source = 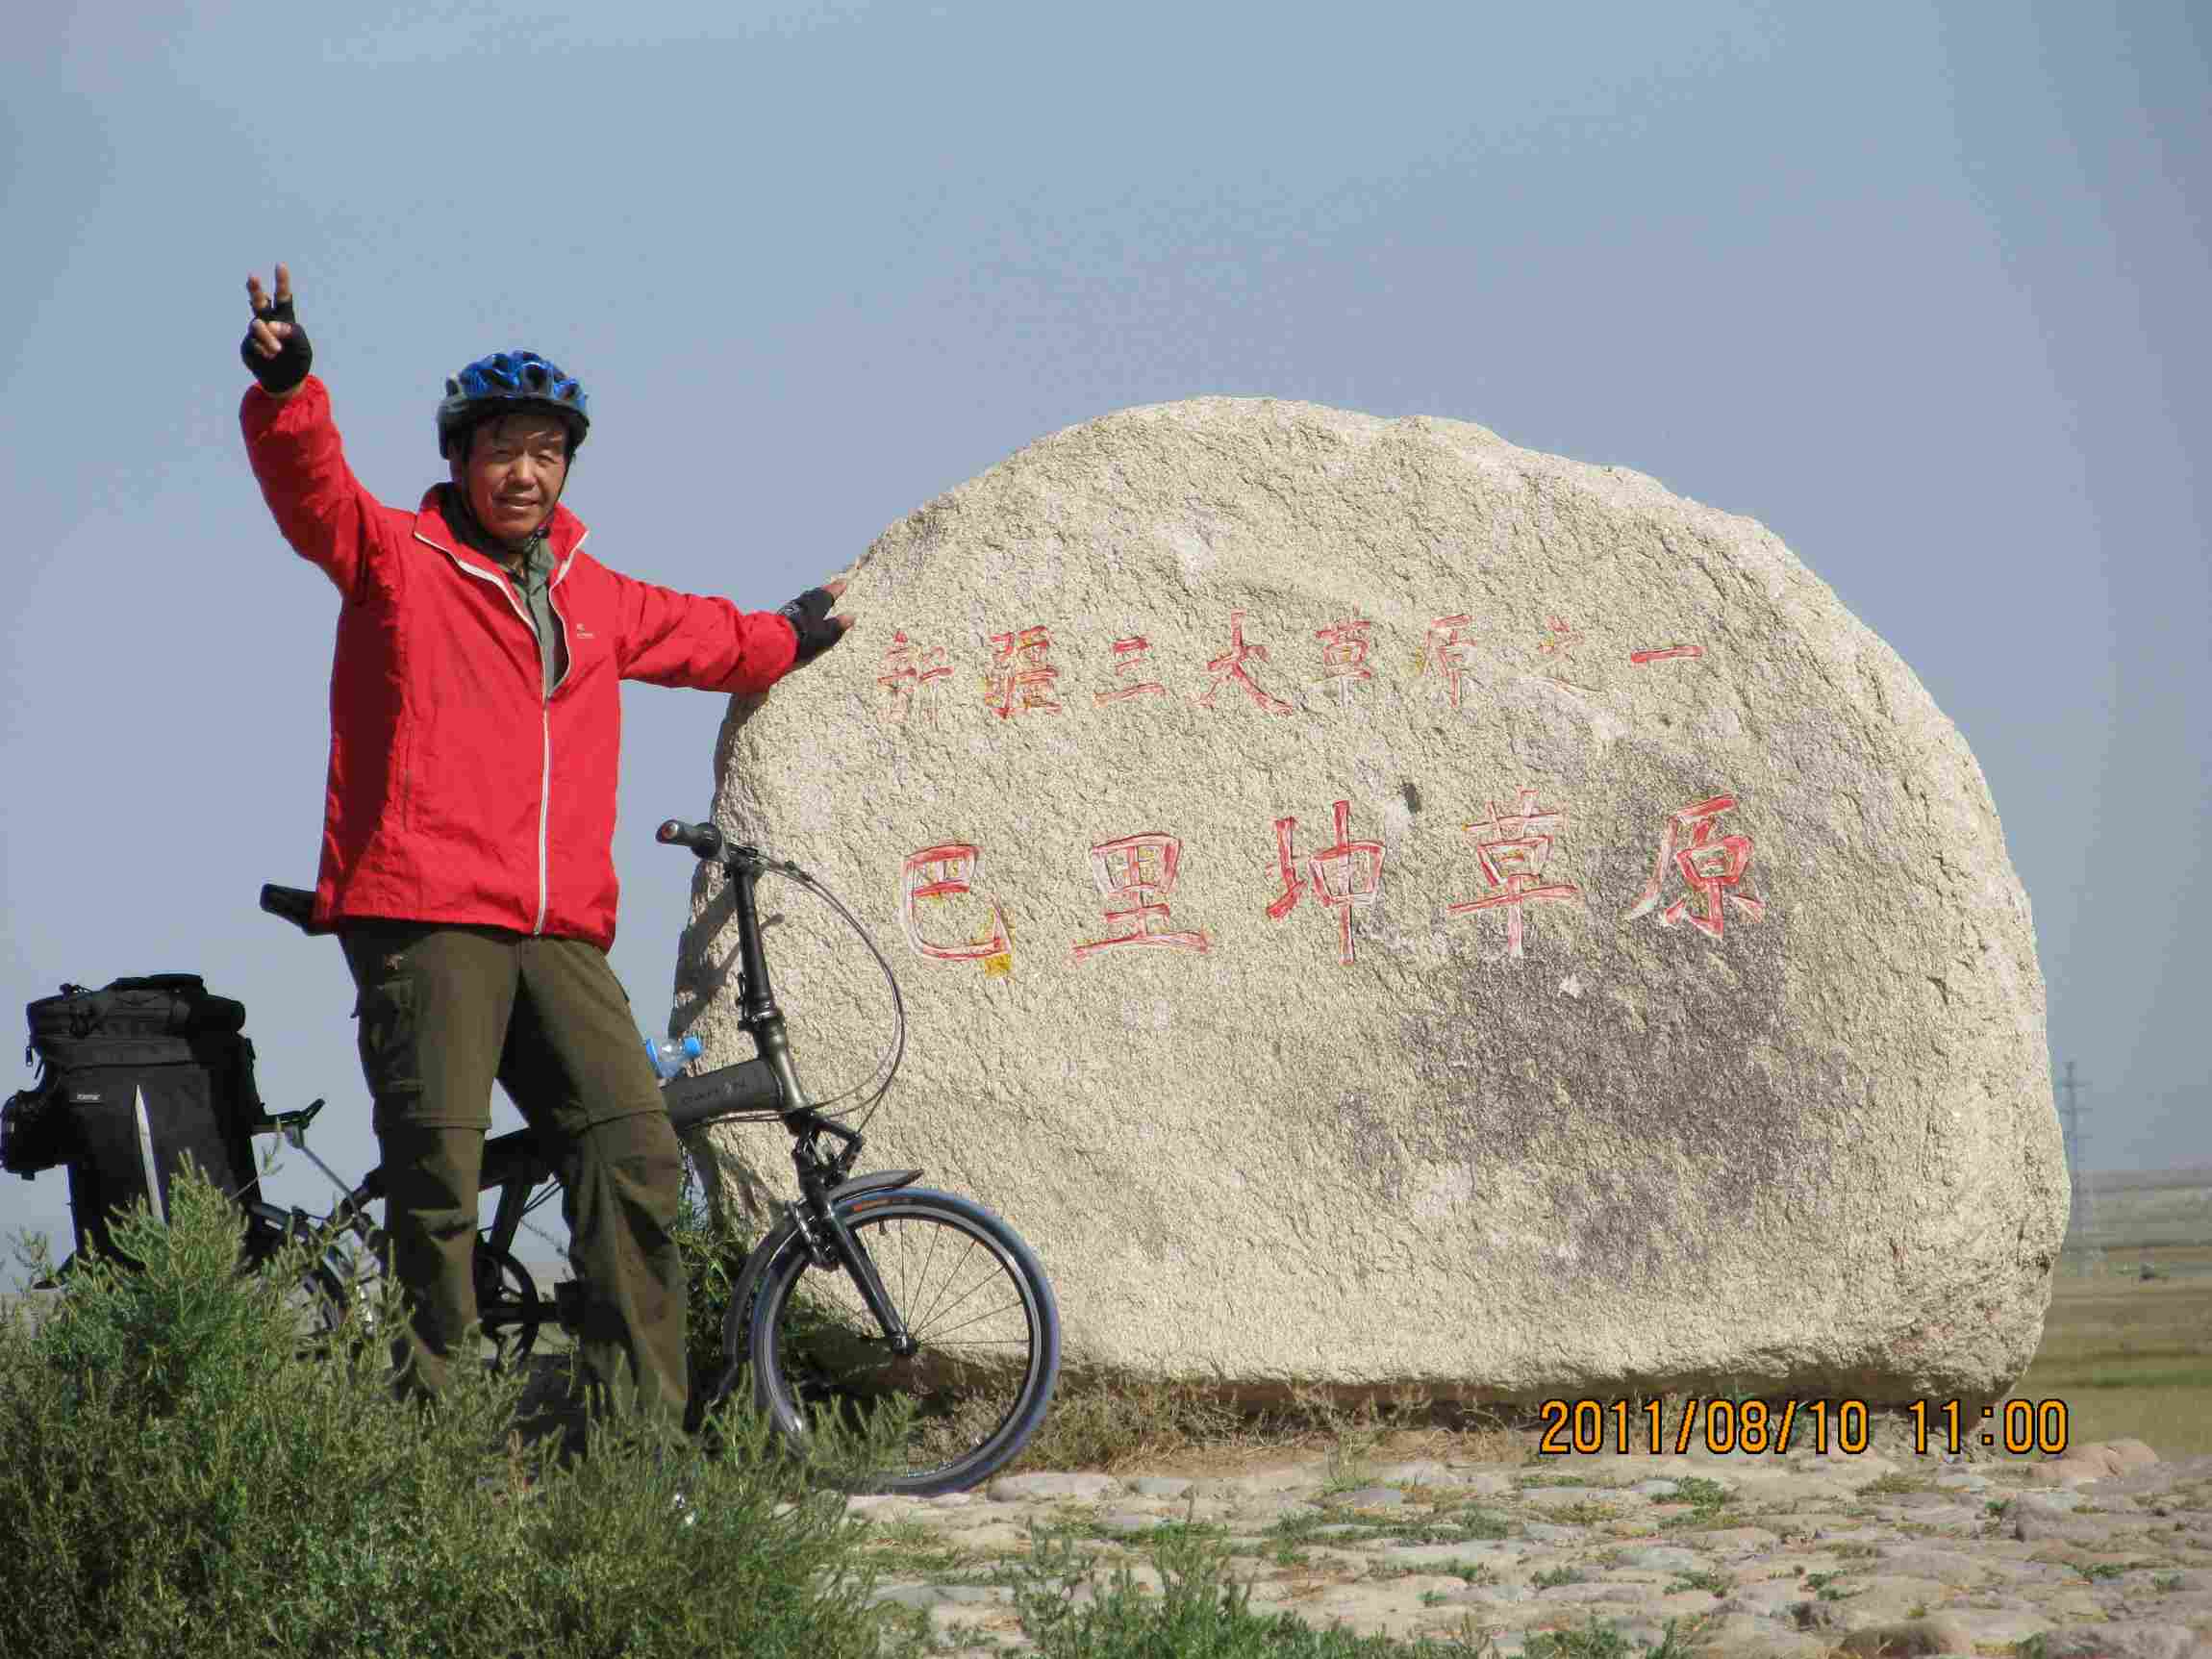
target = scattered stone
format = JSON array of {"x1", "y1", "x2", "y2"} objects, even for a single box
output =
[
  {"x1": 869, "y1": 1584, "x2": 949, "y2": 1610},
  {"x1": 1679, "y1": 1525, "x2": 1782, "y2": 1554},
  {"x1": 1523, "y1": 1522, "x2": 1588, "y2": 1544},
  {"x1": 1519, "y1": 1485, "x2": 1622, "y2": 1511},
  {"x1": 1873, "y1": 1546, "x2": 1987, "y2": 1586},
  {"x1": 2010, "y1": 1496, "x2": 2130, "y2": 1546},
  {"x1": 986, "y1": 1471, "x2": 1125, "y2": 1503},
  {"x1": 2039, "y1": 1621, "x2": 2202, "y2": 1659},
  {"x1": 1093, "y1": 1511, "x2": 1160, "y2": 1535},
  {"x1": 1542, "y1": 1581, "x2": 1660, "y2": 1605},
  {"x1": 1721, "y1": 1580, "x2": 1810, "y2": 1617},
  {"x1": 1833, "y1": 1614, "x2": 1976, "y2": 1656},
  {"x1": 1370, "y1": 1460, "x2": 1453, "y2": 1485},
  {"x1": 844, "y1": 1445, "x2": 2207, "y2": 1656},
  {"x1": 1127, "y1": 1475, "x2": 1192, "y2": 1499},
  {"x1": 1944, "y1": 1607, "x2": 2057, "y2": 1646},
  {"x1": 1614, "y1": 1545, "x2": 1705, "y2": 1571},
  {"x1": 1330, "y1": 1485, "x2": 1409, "y2": 1508}
]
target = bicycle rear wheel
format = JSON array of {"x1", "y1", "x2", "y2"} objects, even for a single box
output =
[
  {"x1": 237, "y1": 1206, "x2": 385, "y2": 1357},
  {"x1": 473, "y1": 1243, "x2": 542, "y2": 1371},
  {"x1": 746, "y1": 1188, "x2": 1059, "y2": 1496}
]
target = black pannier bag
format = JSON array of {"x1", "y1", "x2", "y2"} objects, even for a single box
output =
[{"x1": 2, "y1": 974, "x2": 266, "y2": 1262}]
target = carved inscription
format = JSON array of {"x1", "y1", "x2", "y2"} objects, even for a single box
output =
[
  {"x1": 1195, "y1": 611, "x2": 1294, "y2": 716},
  {"x1": 1445, "y1": 789, "x2": 1584, "y2": 960},
  {"x1": 1073, "y1": 833, "x2": 1211, "y2": 960},
  {"x1": 1626, "y1": 795, "x2": 1766, "y2": 939},
  {"x1": 1267, "y1": 799, "x2": 1384, "y2": 968}
]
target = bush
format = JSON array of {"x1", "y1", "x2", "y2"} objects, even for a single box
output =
[
  {"x1": 1013, "y1": 1521, "x2": 1499, "y2": 1656},
  {"x1": 0, "y1": 1164, "x2": 903, "y2": 1659},
  {"x1": 672, "y1": 1162, "x2": 754, "y2": 1418}
]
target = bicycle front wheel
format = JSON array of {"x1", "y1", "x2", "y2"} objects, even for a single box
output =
[{"x1": 747, "y1": 1187, "x2": 1059, "y2": 1496}]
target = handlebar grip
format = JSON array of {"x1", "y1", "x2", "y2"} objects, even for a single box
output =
[
  {"x1": 661, "y1": 1058, "x2": 782, "y2": 1132},
  {"x1": 657, "y1": 817, "x2": 725, "y2": 858}
]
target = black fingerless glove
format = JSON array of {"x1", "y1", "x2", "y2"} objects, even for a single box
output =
[
  {"x1": 240, "y1": 296, "x2": 314, "y2": 393},
  {"x1": 778, "y1": 587, "x2": 843, "y2": 665}
]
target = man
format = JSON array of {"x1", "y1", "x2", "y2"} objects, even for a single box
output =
[{"x1": 239, "y1": 264, "x2": 850, "y2": 1422}]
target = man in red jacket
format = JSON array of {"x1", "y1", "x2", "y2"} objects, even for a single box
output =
[{"x1": 239, "y1": 264, "x2": 850, "y2": 1421}]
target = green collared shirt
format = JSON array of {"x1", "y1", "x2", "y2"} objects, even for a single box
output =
[
  {"x1": 507, "y1": 533, "x2": 567, "y2": 698},
  {"x1": 447, "y1": 489, "x2": 567, "y2": 697}
]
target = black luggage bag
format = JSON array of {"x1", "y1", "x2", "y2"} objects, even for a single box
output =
[{"x1": 1, "y1": 974, "x2": 265, "y2": 1263}]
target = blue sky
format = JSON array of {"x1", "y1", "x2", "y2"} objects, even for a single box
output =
[{"x1": 4, "y1": 2, "x2": 2206, "y2": 1268}]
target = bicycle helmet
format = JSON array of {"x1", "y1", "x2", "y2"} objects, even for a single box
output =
[{"x1": 437, "y1": 350, "x2": 591, "y2": 459}]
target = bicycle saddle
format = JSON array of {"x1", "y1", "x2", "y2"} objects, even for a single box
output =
[{"x1": 258, "y1": 884, "x2": 330, "y2": 936}]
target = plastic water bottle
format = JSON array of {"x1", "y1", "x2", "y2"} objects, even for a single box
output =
[{"x1": 643, "y1": 1034, "x2": 703, "y2": 1080}]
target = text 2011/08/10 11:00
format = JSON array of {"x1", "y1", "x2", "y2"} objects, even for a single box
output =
[{"x1": 1537, "y1": 1397, "x2": 2072, "y2": 1458}]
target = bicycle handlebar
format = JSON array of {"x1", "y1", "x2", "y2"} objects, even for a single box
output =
[
  {"x1": 653, "y1": 808, "x2": 906, "y2": 1129},
  {"x1": 657, "y1": 817, "x2": 725, "y2": 859}
]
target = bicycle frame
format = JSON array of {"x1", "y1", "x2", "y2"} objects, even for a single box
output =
[
  {"x1": 255, "y1": 827, "x2": 928, "y2": 1366},
  {"x1": 663, "y1": 822, "x2": 921, "y2": 1362}
]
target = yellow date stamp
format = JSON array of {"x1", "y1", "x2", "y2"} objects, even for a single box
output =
[
  {"x1": 1535, "y1": 1397, "x2": 2074, "y2": 1458},
  {"x1": 1538, "y1": 1397, "x2": 1859, "y2": 1457}
]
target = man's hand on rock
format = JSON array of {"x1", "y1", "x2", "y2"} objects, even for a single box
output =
[
  {"x1": 781, "y1": 578, "x2": 856, "y2": 666},
  {"x1": 241, "y1": 264, "x2": 313, "y2": 397}
]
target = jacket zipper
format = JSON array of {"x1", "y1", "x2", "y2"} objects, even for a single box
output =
[
  {"x1": 416, "y1": 531, "x2": 575, "y2": 937},
  {"x1": 533, "y1": 557, "x2": 579, "y2": 937}
]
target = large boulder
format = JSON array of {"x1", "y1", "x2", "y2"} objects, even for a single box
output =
[{"x1": 673, "y1": 397, "x2": 2063, "y2": 1403}]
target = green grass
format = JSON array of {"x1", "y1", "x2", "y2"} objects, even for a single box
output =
[
  {"x1": 1011, "y1": 1521, "x2": 1508, "y2": 1656},
  {"x1": 1667, "y1": 1570, "x2": 1731, "y2": 1596},
  {"x1": 1857, "y1": 1471, "x2": 1938, "y2": 1496},
  {"x1": 13, "y1": 1167, "x2": 1567, "y2": 1659},
  {"x1": 2015, "y1": 1247, "x2": 2212, "y2": 1457},
  {"x1": 0, "y1": 1166, "x2": 902, "y2": 1659},
  {"x1": 1521, "y1": 1616, "x2": 1698, "y2": 1659}
]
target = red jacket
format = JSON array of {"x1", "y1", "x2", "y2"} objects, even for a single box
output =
[{"x1": 241, "y1": 376, "x2": 797, "y2": 949}]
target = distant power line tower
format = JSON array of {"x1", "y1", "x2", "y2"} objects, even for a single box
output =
[{"x1": 2057, "y1": 1060, "x2": 2101, "y2": 1272}]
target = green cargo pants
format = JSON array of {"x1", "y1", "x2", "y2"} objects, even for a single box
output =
[{"x1": 340, "y1": 922, "x2": 687, "y2": 1424}]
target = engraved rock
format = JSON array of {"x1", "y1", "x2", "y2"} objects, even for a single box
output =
[{"x1": 677, "y1": 396, "x2": 2063, "y2": 1400}]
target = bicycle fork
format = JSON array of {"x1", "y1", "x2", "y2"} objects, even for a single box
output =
[{"x1": 790, "y1": 1192, "x2": 917, "y2": 1358}]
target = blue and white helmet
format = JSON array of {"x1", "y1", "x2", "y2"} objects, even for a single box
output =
[{"x1": 437, "y1": 351, "x2": 591, "y2": 458}]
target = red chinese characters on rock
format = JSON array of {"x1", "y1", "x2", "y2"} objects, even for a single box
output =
[
  {"x1": 892, "y1": 611, "x2": 1721, "y2": 725},
  {"x1": 1094, "y1": 636, "x2": 1167, "y2": 707},
  {"x1": 878, "y1": 630, "x2": 953, "y2": 725},
  {"x1": 899, "y1": 844, "x2": 1013, "y2": 963},
  {"x1": 1267, "y1": 799, "x2": 1384, "y2": 968},
  {"x1": 1072, "y1": 833, "x2": 1211, "y2": 960},
  {"x1": 1312, "y1": 616, "x2": 1375, "y2": 707},
  {"x1": 986, "y1": 626, "x2": 1063, "y2": 720},
  {"x1": 1626, "y1": 794, "x2": 1767, "y2": 939},
  {"x1": 1445, "y1": 789, "x2": 1584, "y2": 960},
  {"x1": 1195, "y1": 611, "x2": 1294, "y2": 716},
  {"x1": 1420, "y1": 615, "x2": 1475, "y2": 709}
]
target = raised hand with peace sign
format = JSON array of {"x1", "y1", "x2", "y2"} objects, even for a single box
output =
[{"x1": 240, "y1": 264, "x2": 313, "y2": 397}]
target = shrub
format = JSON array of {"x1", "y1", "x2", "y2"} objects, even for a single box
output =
[
  {"x1": 671, "y1": 1163, "x2": 756, "y2": 1419},
  {"x1": 1013, "y1": 1521, "x2": 1499, "y2": 1656},
  {"x1": 0, "y1": 1164, "x2": 903, "y2": 1659}
]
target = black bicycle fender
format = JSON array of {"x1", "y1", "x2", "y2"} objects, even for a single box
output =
[{"x1": 828, "y1": 1168, "x2": 923, "y2": 1203}]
